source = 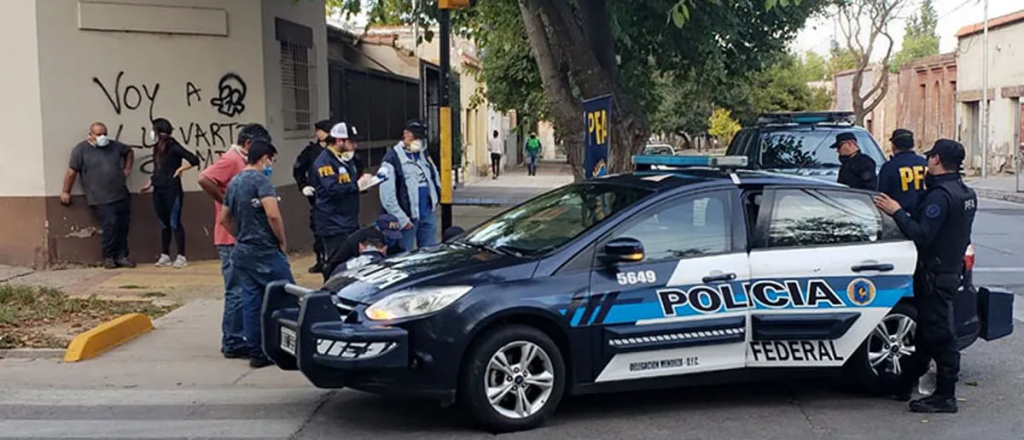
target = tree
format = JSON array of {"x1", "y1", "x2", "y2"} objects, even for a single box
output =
[
  {"x1": 802, "y1": 51, "x2": 829, "y2": 82},
  {"x1": 890, "y1": 0, "x2": 939, "y2": 72},
  {"x1": 708, "y1": 108, "x2": 741, "y2": 144},
  {"x1": 828, "y1": 40, "x2": 860, "y2": 77},
  {"x1": 837, "y1": 0, "x2": 907, "y2": 126}
]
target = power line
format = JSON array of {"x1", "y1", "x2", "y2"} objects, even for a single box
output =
[{"x1": 937, "y1": 0, "x2": 974, "y2": 21}]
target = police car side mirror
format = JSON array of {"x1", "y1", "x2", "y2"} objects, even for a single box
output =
[{"x1": 599, "y1": 238, "x2": 645, "y2": 264}]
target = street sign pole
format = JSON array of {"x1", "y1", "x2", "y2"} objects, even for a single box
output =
[{"x1": 438, "y1": 6, "x2": 453, "y2": 232}]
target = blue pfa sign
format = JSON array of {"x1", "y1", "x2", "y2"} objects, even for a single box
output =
[{"x1": 583, "y1": 95, "x2": 612, "y2": 179}]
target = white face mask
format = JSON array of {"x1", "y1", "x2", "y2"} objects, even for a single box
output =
[
  {"x1": 148, "y1": 130, "x2": 157, "y2": 143},
  {"x1": 406, "y1": 139, "x2": 423, "y2": 153},
  {"x1": 94, "y1": 135, "x2": 110, "y2": 148},
  {"x1": 340, "y1": 151, "x2": 355, "y2": 162}
]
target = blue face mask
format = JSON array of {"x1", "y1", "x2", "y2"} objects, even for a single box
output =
[{"x1": 262, "y1": 165, "x2": 273, "y2": 177}]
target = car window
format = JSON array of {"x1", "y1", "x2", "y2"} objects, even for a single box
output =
[
  {"x1": 759, "y1": 129, "x2": 885, "y2": 169},
  {"x1": 766, "y1": 189, "x2": 882, "y2": 248},
  {"x1": 459, "y1": 183, "x2": 653, "y2": 256},
  {"x1": 608, "y1": 191, "x2": 732, "y2": 262}
]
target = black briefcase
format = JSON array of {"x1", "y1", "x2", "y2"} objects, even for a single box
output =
[{"x1": 978, "y1": 286, "x2": 1014, "y2": 341}]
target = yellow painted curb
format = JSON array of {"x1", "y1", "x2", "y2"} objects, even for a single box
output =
[{"x1": 63, "y1": 313, "x2": 153, "y2": 362}]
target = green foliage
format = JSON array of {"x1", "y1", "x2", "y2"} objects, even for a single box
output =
[
  {"x1": 891, "y1": 0, "x2": 939, "y2": 73},
  {"x1": 708, "y1": 108, "x2": 742, "y2": 141},
  {"x1": 802, "y1": 51, "x2": 829, "y2": 82},
  {"x1": 828, "y1": 40, "x2": 860, "y2": 76}
]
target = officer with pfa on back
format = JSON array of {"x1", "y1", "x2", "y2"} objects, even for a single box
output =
[
  {"x1": 878, "y1": 128, "x2": 928, "y2": 213},
  {"x1": 873, "y1": 139, "x2": 977, "y2": 413}
]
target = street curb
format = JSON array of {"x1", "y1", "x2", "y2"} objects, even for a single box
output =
[
  {"x1": 0, "y1": 348, "x2": 64, "y2": 360},
  {"x1": 975, "y1": 187, "x2": 1024, "y2": 204},
  {"x1": 63, "y1": 313, "x2": 153, "y2": 362}
]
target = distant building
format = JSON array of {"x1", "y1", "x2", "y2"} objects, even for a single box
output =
[
  {"x1": 833, "y1": 66, "x2": 896, "y2": 146},
  {"x1": 955, "y1": 9, "x2": 1024, "y2": 174},
  {"x1": 895, "y1": 53, "x2": 958, "y2": 155}
]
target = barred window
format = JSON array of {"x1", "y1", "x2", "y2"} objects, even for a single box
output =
[{"x1": 277, "y1": 18, "x2": 317, "y2": 134}]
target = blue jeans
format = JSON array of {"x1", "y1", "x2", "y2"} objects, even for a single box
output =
[
  {"x1": 233, "y1": 250, "x2": 295, "y2": 359},
  {"x1": 218, "y1": 245, "x2": 245, "y2": 354},
  {"x1": 527, "y1": 153, "x2": 538, "y2": 175},
  {"x1": 400, "y1": 211, "x2": 438, "y2": 252}
]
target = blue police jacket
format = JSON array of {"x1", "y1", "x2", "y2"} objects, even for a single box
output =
[
  {"x1": 312, "y1": 149, "x2": 360, "y2": 236},
  {"x1": 878, "y1": 150, "x2": 928, "y2": 213}
]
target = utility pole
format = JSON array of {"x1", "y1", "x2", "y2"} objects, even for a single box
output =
[
  {"x1": 981, "y1": 0, "x2": 989, "y2": 178},
  {"x1": 437, "y1": 0, "x2": 473, "y2": 231}
]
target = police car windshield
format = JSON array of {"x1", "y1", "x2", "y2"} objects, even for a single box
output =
[
  {"x1": 760, "y1": 128, "x2": 884, "y2": 169},
  {"x1": 458, "y1": 183, "x2": 653, "y2": 256}
]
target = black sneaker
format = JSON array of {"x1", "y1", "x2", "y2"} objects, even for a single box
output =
[
  {"x1": 103, "y1": 258, "x2": 118, "y2": 269},
  {"x1": 115, "y1": 256, "x2": 137, "y2": 268},
  {"x1": 909, "y1": 394, "x2": 958, "y2": 413},
  {"x1": 223, "y1": 349, "x2": 248, "y2": 359},
  {"x1": 249, "y1": 356, "x2": 274, "y2": 369},
  {"x1": 308, "y1": 262, "x2": 323, "y2": 274}
]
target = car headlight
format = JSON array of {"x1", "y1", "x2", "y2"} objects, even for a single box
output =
[{"x1": 365, "y1": 286, "x2": 473, "y2": 321}]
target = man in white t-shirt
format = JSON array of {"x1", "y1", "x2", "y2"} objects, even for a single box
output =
[{"x1": 487, "y1": 130, "x2": 504, "y2": 179}]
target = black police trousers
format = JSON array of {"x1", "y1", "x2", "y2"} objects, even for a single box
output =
[
  {"x1": 306, "y1": 196, "x2": 325, "y2": 266},
  {"x1": 902, "y1": 268, "x2": 961, "y2": 396}
]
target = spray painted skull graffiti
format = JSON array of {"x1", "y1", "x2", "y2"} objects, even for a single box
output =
[{"x1": 210, "y1": 73, "x2": 247, "y2": 117}]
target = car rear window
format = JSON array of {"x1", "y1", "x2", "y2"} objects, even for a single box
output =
[{"x1": 757, "y1": 129, "x2": 885, "y2": 169}]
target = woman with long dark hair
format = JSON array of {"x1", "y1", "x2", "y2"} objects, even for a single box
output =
[{"x1": 141, "y1": 118, "x2": 200, "y2": 268}]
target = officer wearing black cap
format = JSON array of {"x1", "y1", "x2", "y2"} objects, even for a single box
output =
[
  {"x1": 293, "y1": 119, "x2": 333, "y2": 273},
  {"x1": 831, "y1": 132, "x2": 877, "y2": 190},
  {"x1": 873, "y1": 139, "x2": 977, "y2": 414},
  {"x1": 878, "y1": 129, "x2": 928, "y2": 213}
]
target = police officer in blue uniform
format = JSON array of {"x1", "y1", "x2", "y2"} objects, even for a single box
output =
[
  {"x1": 831, "y1": 132, "x2": 877, "y2": 190},
  {"x1": 874, "y1": 139, "x2": 978, "y2": 414},
  {"x1": 878, "y1": 129, "x2": 928, "y2": 212},
  {"x1": 313, "y1": 122, "x2": 364, "y2": 281}
]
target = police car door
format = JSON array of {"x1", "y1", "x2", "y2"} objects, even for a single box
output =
[
  {"x1": 746, "y1": 187, "x2": 916, "y2": 368},
  {"x1": 588, "y1": 188, "x2": 751, "y2": 383}
]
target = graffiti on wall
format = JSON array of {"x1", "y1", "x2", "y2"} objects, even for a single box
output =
[{"x1": 92, "y1": 71, "x2": 250, "y2": 176}]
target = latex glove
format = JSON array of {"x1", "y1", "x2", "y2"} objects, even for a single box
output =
[
  {"x1": 375, "y1": 167, "x2": 391, "y2": 181},
  {"x1": 302, "y1": 186, "x2": 315, "y2": 197}
]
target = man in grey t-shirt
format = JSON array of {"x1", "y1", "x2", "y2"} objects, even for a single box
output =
[{"x1": 60, "y1": 122, "x2": 136, "y2": 269}]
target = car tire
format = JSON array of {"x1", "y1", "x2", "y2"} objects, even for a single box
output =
[
  {"x1": 458, "y1": 325, "x2": 566, "y2": 433},
  {"x1": 844, "y1": 301, "x2": 919, "y2": 395}
]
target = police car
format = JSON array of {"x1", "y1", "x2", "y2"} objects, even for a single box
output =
[{"x1": 261, "y1": 155, "x2": 1013, "y2": 433}]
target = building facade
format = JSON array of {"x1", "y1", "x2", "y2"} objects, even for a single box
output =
[
  {"x1": 955, "y1": 10, "x2": 1024, "y2": 174},
  {"x1": 896, "y1": 53, "x2": 958, "y2": 155},
  {"x1": 0, "y1": 0, "x2": 329, "y2": 268}
]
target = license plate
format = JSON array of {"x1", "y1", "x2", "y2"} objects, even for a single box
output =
[{"x1": 280, "y1": 327, "x2": 297, "y2": 355}]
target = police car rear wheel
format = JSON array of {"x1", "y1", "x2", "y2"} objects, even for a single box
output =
[
  {"x1": 459, "y1": 325, "x2": 566, "y2": 433},
  {"x1": 845, "y1": 302, "x2": 919, "y2": 395}
]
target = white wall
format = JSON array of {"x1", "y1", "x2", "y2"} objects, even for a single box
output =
[
  {"x1": 36, "y1": 0, "x2": 268, "y2": 196},
  {"x1": 0, "y1": 0, "x2": 46, "y2": 196}
]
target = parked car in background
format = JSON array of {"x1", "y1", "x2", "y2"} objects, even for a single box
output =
[{"x1": 643, "y1": 144, "x2": 676, "y2": 156}]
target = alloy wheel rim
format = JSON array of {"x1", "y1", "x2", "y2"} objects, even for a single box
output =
[
  {"x1": 867, "y1": 313, "x2": 917, "y2": 377},
  {"x1": 484, "y1": 341, "x2": 555, "y2": 419}
]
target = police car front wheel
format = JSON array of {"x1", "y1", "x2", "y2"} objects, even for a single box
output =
[{"x1": 459, "y1": 325, "x2": 566, "y2": 433}]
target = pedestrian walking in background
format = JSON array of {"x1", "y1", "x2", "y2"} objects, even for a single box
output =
[
  {"x1": 294, "y1": 119, "x2": 332, "y2": 274},
  {"x1": 874, "y1": 139, "x2": 977, "y2": 413},
  {"x1": 140, "y1": 118, "x2": 199, "y2": 269},
  {"x1": 524, "y1": 132, "x2": 542, "y2": 176},
  {"x1": 379, "y1": 119, "x2": 441, "y2": 252},
  {"x1": 198, "y1": 123, "x2": 272, "y2": 360},
  {"x1": 488, "y1": 130, "x2": 504, "y2": 179},
  {"x1": 219, "y1": 140, "x2": 294, "y2": 369},
  {"x1": 325, "y1": 214, "x2": 405, "y2": 280},
  {"x1": 830, "y1": 132, "x2": 877, "y2": 190},
  {"x1": 314, "y1": 122, "x2": 364, "y2": 280},
  {"x1": 878, "y1": 128, "x2": 928, "y2": 213},
  {"x1": 60, "y1": 122, "x2": 136, "y2": 269}
]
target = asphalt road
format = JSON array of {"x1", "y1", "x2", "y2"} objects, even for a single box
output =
[{"x1": 3, "y1": 198, "x2": 1023, "y2": 440}]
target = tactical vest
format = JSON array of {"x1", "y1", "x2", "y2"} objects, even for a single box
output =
[{"x1": 920, "y1": 176, "x2": 977, "y2": 273}]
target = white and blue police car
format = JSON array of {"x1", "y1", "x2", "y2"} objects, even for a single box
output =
[{"x1": 262, "y1": 155, "x2": 1014, "y2": 433}]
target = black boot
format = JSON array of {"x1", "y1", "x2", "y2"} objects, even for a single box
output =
[
  {"x1": 308, "y1": 261, "x2": 323, "y2": 273},
  {"x1": 890, "y1": 376, "x2": 918, "y2": 402},
  {"x1": 909, "y1": 394, "x2": 958, "y2": 413}
]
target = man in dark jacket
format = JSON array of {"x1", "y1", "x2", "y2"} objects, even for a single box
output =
[
  {"x1": 878, "y1": 128, "x2": 928, "y2": 213},
  {"x1": 831, "y1": 132, "x2": 878, "y2": 190},
  {"x1": 294, "y1": 119, "x2": 333, "y2": 273},
  {"x1": 327, "y1": 214, "x2": 405, "y2": 280},
  {"x1": 314, "y1": 122, "x2": 365, "y2": 280}
]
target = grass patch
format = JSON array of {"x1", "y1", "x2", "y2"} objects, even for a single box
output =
[{"x1": 0, "y1": 285, "x2": 179, "y2": 349}]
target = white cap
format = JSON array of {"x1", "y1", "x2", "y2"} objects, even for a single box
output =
[{"x1": 330, "y1": 122, "x2": 361, "y2": 140}]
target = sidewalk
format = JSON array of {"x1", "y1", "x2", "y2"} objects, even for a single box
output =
[
  {"x1": 966, "y1": 175, "x2": 1024, "y2": 204},
  {"x1": 454, "y1": 160, "x2": 575, "y2": 206}
]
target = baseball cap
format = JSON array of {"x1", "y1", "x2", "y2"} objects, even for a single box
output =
[
  {"x1": 923, "y1": 139, "x2": 966, "y2": 168},
  {"x1": 374, "y1": 214, "x2": 403, "y2": 240},
  {"x1": 829, "y1": 132, "x2": 858, "y2": 149},
  {"x1": 405, "y1": 119, "x2": 427, "y2": 139},
  {"x1": 314, "y1": 119, "x2": 333, "y2": 133},
  {"x1": 890, "y1": 129, "x2": 914, "y2": 149},
  {"x1": 330, "y1": 122, "x2": 365, "y2": 141}
]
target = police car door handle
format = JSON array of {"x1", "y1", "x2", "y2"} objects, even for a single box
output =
[
  {"x1": 851, "y1": 263, "x2": 894, "y2": 273},
  {"x1": 702, "y1": 272, "x2": 737, "y2": 283}
]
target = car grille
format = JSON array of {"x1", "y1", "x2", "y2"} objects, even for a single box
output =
[{"x1": 331, "y1": 296, "x2": 360, "y2": 322}]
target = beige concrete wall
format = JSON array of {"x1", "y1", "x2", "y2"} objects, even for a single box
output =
[
  {"x1": 957, "y1": 24, "x2": 1024, "y2": 173},
  {"x1": 0, "y1": 0, "x2": 46, "y2": 197},
  {"x1": 36, "y1": 0, "x2": 267, "y2": 196}
]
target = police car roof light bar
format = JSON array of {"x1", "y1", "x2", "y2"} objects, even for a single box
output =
[
  {"x1": 757, "y1": 111, "x2": 855, "y2": 126},
  {"x1": 632, "y1": 155, "x2": 749, "y2": 169}
]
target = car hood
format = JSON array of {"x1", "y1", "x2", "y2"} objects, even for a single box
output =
[{"x1": 324, "y1": 242, "x2": 535, "y2": 305}]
